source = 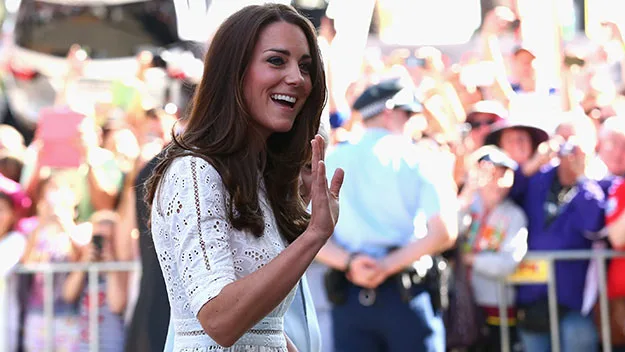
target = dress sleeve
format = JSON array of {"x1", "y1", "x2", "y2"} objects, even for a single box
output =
[{"x1": 156, "y1": 156, "x2": 236, "y2": 317}]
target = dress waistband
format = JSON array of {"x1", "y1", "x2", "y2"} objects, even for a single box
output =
[
  {"x1": 250, "y1": 316, "x2": 283, "y2": 331},
  {"x1": 175, "y1": 316, "x2": 284, "y2": 335},
  {"x1": 174, "y1": 316, "x2": 286, "y2": 349}
]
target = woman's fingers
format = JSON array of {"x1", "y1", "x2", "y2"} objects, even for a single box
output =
[
  {"x1": 329, "y1": 168, "x2": 344, "y2": 199},
  {"x1": 316, "y1": 160, "x2": 327, "y2": 198},
  {"x1": 311, "y1": 139, "x2": 319, "y2": 176},
  {"x1": 317, "y1": 134, "x2": 326, "y2": 161}
]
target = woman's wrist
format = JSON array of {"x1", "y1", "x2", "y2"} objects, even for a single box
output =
[{"x1": 299, "y1": 228, "x2": 328, "y2": 250}]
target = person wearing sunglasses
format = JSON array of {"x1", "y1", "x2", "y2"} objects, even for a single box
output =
[{"x1": 465, "y1": 100, "x2": 507, "y2": 152}]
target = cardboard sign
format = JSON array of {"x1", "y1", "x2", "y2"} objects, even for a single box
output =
[
  {"x1": 37, "y1": 106, "x2": 86, "y2": 168},
  {"x1": 507, "y1": 259, "x2": 549, "y2": 284}
]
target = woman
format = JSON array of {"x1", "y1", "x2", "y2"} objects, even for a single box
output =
[
  {"x1": 145, "y1": 4, "x2": 344, "y2": 351},
  {"x1": 63, "y1": 211, "x2": 128, "y2": 352},
  {"x1": 22, "y1": 175, "x2": 82, "y2": 352},
  {"x1": 483, "y1": 118, "x2": 549, "y2": 165}
]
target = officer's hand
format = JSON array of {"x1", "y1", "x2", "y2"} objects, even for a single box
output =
[
  {"x1": 307, "y1": 135, "x2": 344, "y2": 240},
  {"x1": 347, "y1": 255, "x2": 385, "y2": 289}
]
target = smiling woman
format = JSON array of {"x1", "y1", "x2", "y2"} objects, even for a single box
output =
[
  {"x1": 243, "y1": 21, "x2": 314, "y2": 139},
  {"x1": 144, "y1": 3, "x2": 344, "y2": 352}
]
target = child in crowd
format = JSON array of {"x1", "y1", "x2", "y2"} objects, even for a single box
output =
[
  {"x1": 459, "y1": 146, "x2": 528, "y2": 352},
  {"x1": 22, "y1": 175, "x2": 82, "y2": 352}
]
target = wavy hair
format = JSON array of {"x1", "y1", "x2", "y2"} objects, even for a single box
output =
[{"x1": 145, "y1": 4, "x2": 326, "y2": 243}]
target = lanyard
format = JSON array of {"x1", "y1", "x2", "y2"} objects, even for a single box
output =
[{"x1": 544, "y1": 176, "x2": 576, "y2": 228}]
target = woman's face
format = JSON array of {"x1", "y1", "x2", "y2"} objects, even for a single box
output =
[
  {"x1": 39, "y1": 180, "x2": 77, "y2": 220},
  {"x1": 499, "y1": 128, "x2": 533, "y2": 164},
  {"x1": 243, "y1": 21, "x2": 313, "y2": 139},
  {"x1": 468, "y1": 113, "x2": 497, "y2": 148}
]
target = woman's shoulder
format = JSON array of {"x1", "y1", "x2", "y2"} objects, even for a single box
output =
[
  {"x1": 166, "y1": 154, "x2": 224, "y2": 183},
  {"x1": 153, "y1": 155, "x2": 228, "y2": 219},
  {"x1": 156, "y1": 155, "x2": 228, "y2": 206}
]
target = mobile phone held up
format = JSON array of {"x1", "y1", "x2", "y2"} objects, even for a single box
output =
[
  {"x1": 559, "y1": 141, "x2": 576, "y2": 157},
  {"x1": 92, "y1": 234, "x2": 104, "y2": 256}
]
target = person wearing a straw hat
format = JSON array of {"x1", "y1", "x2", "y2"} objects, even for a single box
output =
[
  {"x1": 484, "y1": 119, "x2": 549, "y2": 165},
  {"x1": 316, "y1": 77, "x2": 458, "y2": 351}
]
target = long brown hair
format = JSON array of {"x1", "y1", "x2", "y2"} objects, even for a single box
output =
[{"x1": 145, "y1": 4, "x2": 326, "y2": 243}]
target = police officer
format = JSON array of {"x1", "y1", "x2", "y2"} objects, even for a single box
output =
[{"x1": 316, "y1": 77, "x2": 458, "y2": 352}]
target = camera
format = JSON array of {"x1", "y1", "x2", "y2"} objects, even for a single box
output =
[
  {"x1": 559, "y1": 141, "x2": 576, "y2": 156},
  {"x1": 92, "y1": 234, "x2": 104, "y2": 255}
]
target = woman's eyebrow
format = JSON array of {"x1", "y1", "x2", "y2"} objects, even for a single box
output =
[{"x1": 264, "y1": 48, "x2": 311, "y2": 60}]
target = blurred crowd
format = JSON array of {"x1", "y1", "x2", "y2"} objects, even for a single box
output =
[
  {"x1": 3, "y1": 2, "x2": 625, "y2": 352},
  {"x1": 0, "y1": 42, "x2": 180, "y2": 351}
]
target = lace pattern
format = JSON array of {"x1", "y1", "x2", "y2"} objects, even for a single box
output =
[{"x1": 152, "y1": 156, "x2": 295, "y2": 351}]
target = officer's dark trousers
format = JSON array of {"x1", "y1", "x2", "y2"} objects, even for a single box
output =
[{"x1": 332, "y1": 278, "x2": 445, "y2": 352}]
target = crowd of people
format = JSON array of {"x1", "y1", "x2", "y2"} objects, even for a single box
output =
[{"x1": 2, "y1": 1, "x2": 625, "y2": 352}]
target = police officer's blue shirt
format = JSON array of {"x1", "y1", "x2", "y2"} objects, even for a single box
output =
[{"x1": 324, "y1": 128, "x2": 455, "y2": 258}]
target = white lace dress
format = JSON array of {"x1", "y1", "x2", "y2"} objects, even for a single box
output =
[{"x1": 151, "y1": 155, "x2": 296, "y2": 351}]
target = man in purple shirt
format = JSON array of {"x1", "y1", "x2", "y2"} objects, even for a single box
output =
[{"x1": 510, "y1": 114, "x2": 604, "y2": 352}]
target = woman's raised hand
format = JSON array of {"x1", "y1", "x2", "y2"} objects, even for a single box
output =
[{"x1": 308, "y1": 135, "x2": 344, "y2": 240}]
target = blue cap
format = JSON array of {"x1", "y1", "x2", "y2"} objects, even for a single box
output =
[{"x1": 352, "y1": 78, "x2": 422, "y2": 120}]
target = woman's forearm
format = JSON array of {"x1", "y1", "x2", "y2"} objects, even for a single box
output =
[
  {"x1": 315, "y1": 239, "x2": 350, "y2": 271},
  {"x1": 106, "y1": 271, "x2": 128, "y2": 314},
  {"x1": 62, "y1": 271, "x2": 86, "y2": 304},
  {"x1": 197, "y1": 230, "x2": 326, "y2": 347}
]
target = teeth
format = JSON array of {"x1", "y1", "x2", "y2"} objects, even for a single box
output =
[{"x1": 271, "y1": 94, "x2": 296, "y2": 104}]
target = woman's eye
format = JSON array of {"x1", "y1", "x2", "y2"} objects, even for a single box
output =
[
  {"x1": 299, "y1": 62, "x2": 311, "y2": 73},
  {"x1": 267, "y1": 57, "x2": 285, "y2": 66}
]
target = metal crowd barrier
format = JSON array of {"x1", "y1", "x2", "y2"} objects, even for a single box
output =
[
  {"x1": 4, "y1": 251, "x2": 625, "y2": 352},
  {"x1": 497, "y1": 250, "x2": 625, "y2": 352},
  {"x1": 1, "y1": 261, "x2": 141, "y2": 352}
]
